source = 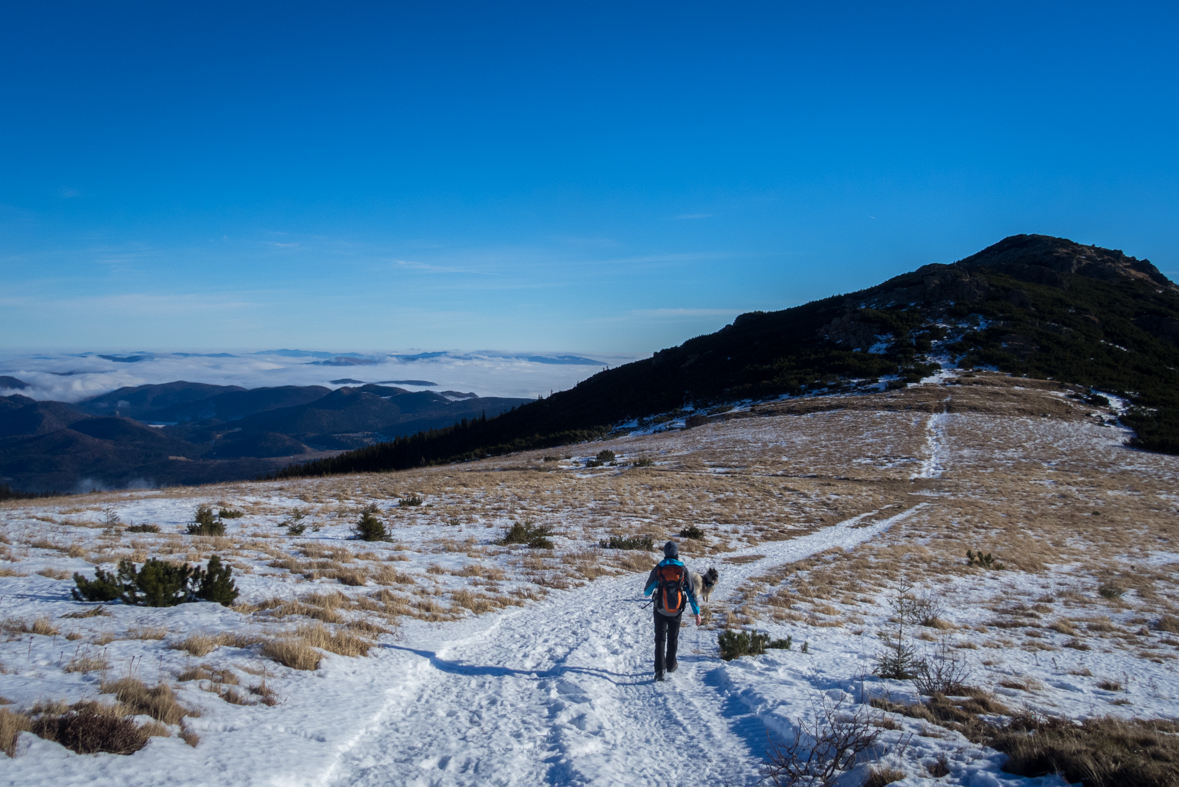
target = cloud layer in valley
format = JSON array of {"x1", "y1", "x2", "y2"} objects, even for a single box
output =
[{"x1": 0, "y1": 349, "x2": 638, "y2": 403}]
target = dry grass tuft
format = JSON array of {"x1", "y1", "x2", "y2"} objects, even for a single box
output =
[
  {"x1": 1, "y1": 616, "x2": 60, "y2": 636},
  {"x1": 63, "y1": 651, "x2": 111, "y2": 674},
  {"x1": 260, "y1": 638, "x2": 321, "y2": 671},
  {"x1": 62, "y1": 605, "x2": 111, "y2": 619},
  {"x1": 125, "y1": 625, "x2": 168, "y2": 640},
  {"x1": 36, "y1": 568, "x2": 72, "y2": 580},
  {"x1": 0, "y1": 707, "x2": 32, "y2": 757},
  {"x1": 99, "y1": 677, "x2": 191, "y2": 725},
  {"x1": 293, "y1": 623, "x2": 373, "y2": 657},
  {"x1": 169, "y1": 631, "x2": 263, "y2": 657}
]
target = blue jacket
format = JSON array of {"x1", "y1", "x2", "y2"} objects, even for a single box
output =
[{"x1": 644, "y1": 558, "x2": 700, "y2": 615}]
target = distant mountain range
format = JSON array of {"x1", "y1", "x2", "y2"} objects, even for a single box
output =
[
  {"x1": 275, "y1": 234, "x2": 1179, "y2": 480},
  {"x1": 0, "y1": 382, "x2": 531, "y2": 493}
]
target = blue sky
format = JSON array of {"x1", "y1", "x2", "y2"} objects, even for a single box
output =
[{"x1": 2, "y1": 1, "x2": 1177, "y2": 355}]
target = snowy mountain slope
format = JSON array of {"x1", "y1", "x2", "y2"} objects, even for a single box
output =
[{"x1": 1, "y1": 372, "x2": 1177, "y2": 786}]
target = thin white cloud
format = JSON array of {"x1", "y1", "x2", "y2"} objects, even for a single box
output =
[{"x1": 630, "y1": 308, "x2": 738, "y2": 318}]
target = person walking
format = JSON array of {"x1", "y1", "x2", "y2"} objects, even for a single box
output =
[{"x1": 643, "y1": 540, "x2": 701, "y2": 681}]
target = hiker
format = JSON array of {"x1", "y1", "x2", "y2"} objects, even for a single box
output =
[{"x1": 643, "y1": 540, "x2": 701, "y2": 681}]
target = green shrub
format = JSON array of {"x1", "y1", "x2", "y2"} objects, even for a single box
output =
[
  {"x1": 186, "y1": 505, "x2": 225, "y2": 536},
  {"x1": 353, "y1": 505, "x2": 390, "y2": 541},
  {"x1": 120, "y1": 559, "x2": 195, "y2": 607},
  {"x1": 717, "y1": 629, "x2": 790, "y2": 661},
  {"x1": 596, "y1": 450, "x2": 616, "y2": 464},
  {"x1": 399, "y1": 495, "x2": 424, "y2": 507},
  {"x1": 218, "y1": 508, "x2": 244, "y2": 519},
  {"x1": 630, "y1": 457, "x2": 655, "y2": 468},
  {"x1": 72, "y1": 567, "x2": 123, "y2": 602},
  {"x1": 124, "y1": 524, "x2": 161, "y2": 533},
  {"x1": 193, "y1": 555, "x2": 238, "y2": 606},
  {"x1": 679, "y1": 525, "x2": 705, "y2": 540},
  {"x1": 72, "y1": 555, "x2": 236, "y2": 607},
  {"x1": 965, "y1": 548, "x2": 1004, "y2": 570},
  {"x1": 1098, "y1": 583, "x2": 1126, "y2": 600},
  {"x1": 768, "y1": 635, "x2": 793, "y2": 650},
  {"x1": 498, "y1": 521, "x2": 554, "y2": 549},
  {"x1": 685, "y1": 414, "x2": 709, "y2": 428},
  {"x1": 599, "y1": 534, "x2": 654, "y2": 551}
]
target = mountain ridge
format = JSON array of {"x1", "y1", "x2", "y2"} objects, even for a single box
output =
[{"x1": 273, "y1": 234, "x2": 1179, "y2": 480}]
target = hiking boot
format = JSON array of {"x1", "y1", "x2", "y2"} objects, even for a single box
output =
[
  {"x1": 667, "y1": 661, "x2": 678, "y2": 674},
  {"x1": 655, "y1": 672, "x2": 665, "y2": 682}
]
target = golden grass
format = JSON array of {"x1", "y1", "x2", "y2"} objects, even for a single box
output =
[
  {"x1": 293, "y1": 623, "x2": 373, "y2": 657},
  {"x1": 99, "y1": 677, "x2": 191, "y2": 725},
  {"x1": 1, "y1": 616, "x2": 60, "y2": 636},
  {"x1": 35, "y1": 568, "x2": 72, "y2": 580},
  {"x1": 0, "y1": 707, "x2": 32, "y2": 757},
  {"x1": 63, "y1": 651, "x2": 111, "y2": 674},
  {"x1": 260, "y1": 639, "x2": 321, "y2": 671},
  {"x1": 169, "y1": 631, "x2": 263, "y2": 657},
  {"x1": 125, "y1": 625, "x2": 168, "y2": 640}
]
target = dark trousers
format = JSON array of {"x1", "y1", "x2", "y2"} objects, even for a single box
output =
[{"x1": 653, "y1": 609, "x2": 683, "y2": 675}]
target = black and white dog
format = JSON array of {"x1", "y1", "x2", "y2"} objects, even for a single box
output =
[{"x1": 689, "y1": 567, "x2": 719, "y2": 604}]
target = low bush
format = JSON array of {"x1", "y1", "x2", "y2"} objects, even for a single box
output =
[
  {"x1": 121, "y1": 559, "x2": 195, "y2": 606},
  {"x1": 187, "y1": 505, "x2": 225, "y2": 536},
  {"x1": 124, "y1": 523, "x2": 161, "y2": 533},
  {"x1": 718, "y1": 629, "x2": 793, "y2": 661},
  {"x1": 72, "y1": 567, "x2": 123, "y2": 602},
  {"x1": 498, "y1": 522, "x2": 553, "y2": 549},
  {"x1": 31, "y1": 704, "x2": 148, "y2": 756},
  {"x1": 218, "y1": 508, "x2": 244, "y2": 519},
  {"x1": 966, "y1": 548, "x2": 1004, "y2": 570},
  {"x1": 762, "y1": 695, "x2": 883, "y2": 787},
  {"x1": 679, "y1": 525, "x2": 705, "y2": 540},
  {"x1": 685, "y1": 414, "x2": 709, "y2": 428},
  {"x1": 599, "y1": 534, "x2": 654, "y2": 551},
  {"x1": 72, "y1": 555, "x2": 238, "y2": 607},
  {"x1": 630, "y1": 457, "x2": 655, "y2": 467},
  {"x1": 399, "y1": 495, "x2": 424, "y2": 507},
  {"x1": 193, "y1": 555, "x2": 239, "y2": 606},
  {"x1": 353, "y1": 505, "x2": 390, "y2": 541},
  {"x1": 1097, "y1": 583, "x2": 1126, "y2": 600}
]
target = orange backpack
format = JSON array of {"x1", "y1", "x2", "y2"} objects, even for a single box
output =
[{"x1": 655, "y1": 563, "x2": 687, "y2": 616}]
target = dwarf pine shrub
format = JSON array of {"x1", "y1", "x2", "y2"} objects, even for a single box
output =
[
  {"x1": 599, "y1": 534, "x2": 653, "y2": 551},
  {"x1": 121, "y1": 559, "x2": 194, "y2": 607},
  {"x1": 218, "y1": 508, "x2": 244, "y2": 519},
  {"x1": 630, "y1": 457, "x2": 655, "y2": 468},
  {"x1": 965, "y1": 548, "x2": 1004, "y2": 570},
  {"x1": 718, "y1": 629, "x2": 792, "y2": 660},
  {"x1": 72, "y1": 556, "x2": 238, "y2": 607},
  {"x1": 679, "y1": 525, "x2": 705, "y2": 540},
  {"x1": 193, "y1": 555, "x2": 238, "y2": 606},
  {"x1": 353, "y1": 505, "x2": 391, "y2": 541},
  {"x1": 186, "y1": 505, "x2": 225, "y2": 536},
  {"x1": 399, "y1": 495, "x2": 424, "y2": 507},
  {"x1": 72, "y1": 567, "x2": 123, "y2": 602},
  {"x1": 498, "y1": 521, "x2": 553, "y2": 549},
  {"x1": 124, "y1": 523, "x2": 161, "y2": 533}
]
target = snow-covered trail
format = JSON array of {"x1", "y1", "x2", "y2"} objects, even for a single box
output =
[
  {"x1": 322, "y1": 506, "x2": 925, "y2": 787},
  {"x1": 912, "y1": 399, "x2": 950, "y2": 480}
]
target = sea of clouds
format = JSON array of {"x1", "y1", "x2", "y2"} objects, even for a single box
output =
[{"x1": 0, "y1": 349, "x2": 641, "y2": 403}]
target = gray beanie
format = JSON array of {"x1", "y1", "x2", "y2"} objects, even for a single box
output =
[{"x1": 663, "y1": 540, "x2": 678, "y2": 558}]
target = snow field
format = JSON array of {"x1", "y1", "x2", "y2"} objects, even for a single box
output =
[{"x1": 1, "y1": 373, "x2": 1177, "y2": 785}]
